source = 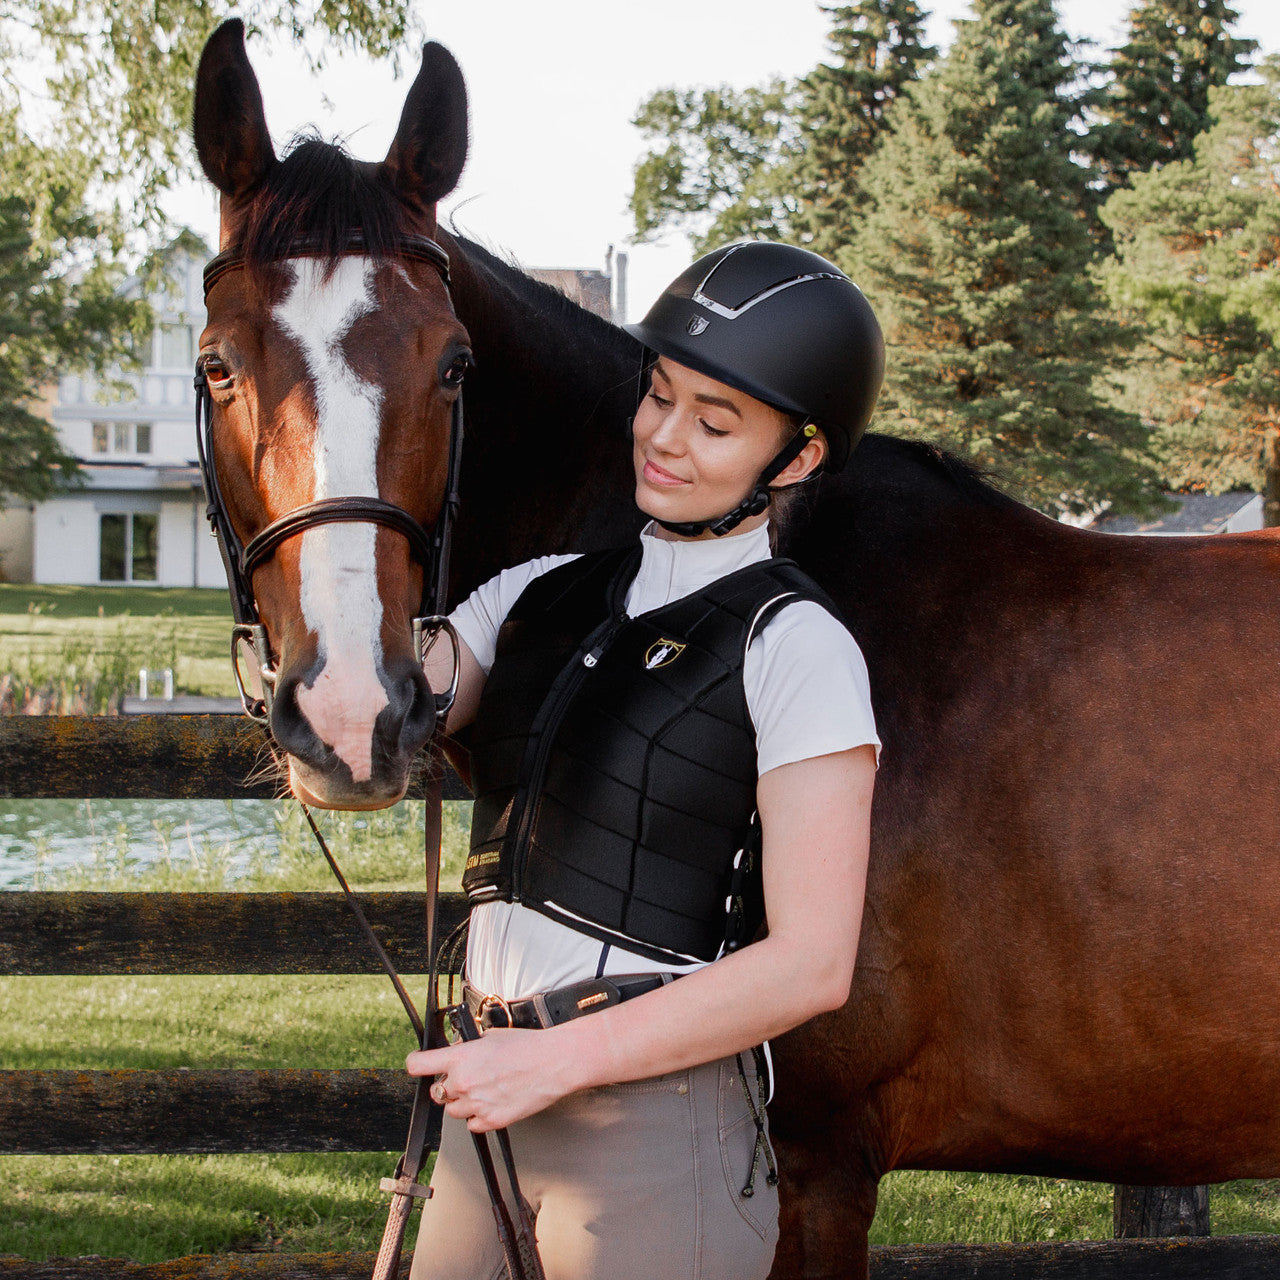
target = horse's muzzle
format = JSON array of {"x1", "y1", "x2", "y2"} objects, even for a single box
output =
[{"x1": 272, "y1": 654, "x2": 436, "y2": 809}]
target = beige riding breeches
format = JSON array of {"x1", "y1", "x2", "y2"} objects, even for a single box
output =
[{"x1": 409, "y1": 1054, "x2": 778, "y2": 1280}]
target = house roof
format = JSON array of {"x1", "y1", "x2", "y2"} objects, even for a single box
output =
[
  {"x1": 1092, "y1": 492, "x2": 1262, "y2": 535},
  {"x1": 77, "y1": 460, "x2": 203, "y2": 492}
]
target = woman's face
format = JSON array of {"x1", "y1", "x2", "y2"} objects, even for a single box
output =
[{"x1": 632, "y1": 357, "x2": 819, "y2": 537}]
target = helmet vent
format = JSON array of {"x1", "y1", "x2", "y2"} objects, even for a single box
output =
[{"x1": 693, "y1": 272, "x2": 846, "y2": 321}]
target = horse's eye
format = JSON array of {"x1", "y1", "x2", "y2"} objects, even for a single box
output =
[
  {"x1": 199, "y1": 355, "x2": 233, "y2": 388},
  {"x1": 442, "y1": 353, "x2": 471, "y2": 389}
]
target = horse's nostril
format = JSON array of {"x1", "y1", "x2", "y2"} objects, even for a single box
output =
[
  {"x1": 386, "y1": 659, "x2": 435, "y2": 758},
  {"x1": 269, "y1": 672, "x2": 325, "y2": 761}
]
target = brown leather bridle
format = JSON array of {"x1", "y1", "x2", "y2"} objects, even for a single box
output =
[{"x1": 194, "y1": 230, "x2": 463, "y2": 727}]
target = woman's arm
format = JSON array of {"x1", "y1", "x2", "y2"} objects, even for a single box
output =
[{"x1": 407, "y1": 742, "x2": 876, "y2": 1131}]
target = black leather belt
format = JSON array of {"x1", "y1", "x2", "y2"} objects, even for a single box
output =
[{"x1": 463, "y1": 974, "x2": 675, "y2": 1031}]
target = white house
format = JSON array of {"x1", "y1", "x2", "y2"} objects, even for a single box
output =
[{"x1": 19, "y1": 244, "x2": 226, "y2": 588}]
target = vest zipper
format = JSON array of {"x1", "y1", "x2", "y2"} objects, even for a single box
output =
[{"x1": 509, "y1": 610, "x2": 629, "y2": 902}]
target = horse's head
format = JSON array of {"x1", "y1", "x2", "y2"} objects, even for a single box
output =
[{"x1": 193, "y1": 19, "x2": 470, "y2": 809}]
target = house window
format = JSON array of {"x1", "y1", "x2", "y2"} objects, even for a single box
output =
[
  {"x1": 158, "y1": 324, "x2": 194, "y2": 369},
  {"x1": 99, "y1": 513, "x2": 158, "y2": 582},
  {"x1": 94, "y1": 422, "x2": 153, "y2": 454}
]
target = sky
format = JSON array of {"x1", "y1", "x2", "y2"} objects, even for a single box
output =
[{"x1": 171, "y1": 0, "x2": 1280, "y2": 322}]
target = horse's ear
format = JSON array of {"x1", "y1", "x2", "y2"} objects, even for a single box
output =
[
  {"x1": 380, "y1": 42, "x2": 469, "y2": 213},
  {"x1": 193, "y1": 18, "x2": 276, "y2": 199}
]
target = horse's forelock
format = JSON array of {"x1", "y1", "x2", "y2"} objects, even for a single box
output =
[{"x1": 240, "y1": 134, "x2": 403, "y2": 283}]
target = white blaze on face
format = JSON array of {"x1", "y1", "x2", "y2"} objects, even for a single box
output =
[{"x1": 275, "y1": 258, "x2": 388, "y2": 782}]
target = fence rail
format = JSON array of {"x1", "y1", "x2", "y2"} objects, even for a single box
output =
[{"x1": 0, "y1": 891, "x2": 468, "y2": 975}]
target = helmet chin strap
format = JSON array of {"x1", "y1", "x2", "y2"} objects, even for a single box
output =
[{"x1": 655, "y1": 422, "x2": 818, "y2": 539}]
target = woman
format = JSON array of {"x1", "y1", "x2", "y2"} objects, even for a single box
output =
[{"x1": 409, "y1": 241, "x2": 884, "y2": 1280}]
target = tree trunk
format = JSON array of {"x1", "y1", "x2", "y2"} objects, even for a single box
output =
[
  {"x1": 1113, "y1": 1185, "x2": 1210, "y2": 1238},
  {"x1": 1263, "y1": 423, "x2": 1280, "y2": 528}
]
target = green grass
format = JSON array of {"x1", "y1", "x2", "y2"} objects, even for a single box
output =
[
  {"x1": 0, "y1": 585, "x2": 236, "y2": 704},
  {"x1": 0, "y1": 800, "x2": 467, "y2": 1261},
  {"x1": 0, "y1": 585, "x2": 234, "y2": 618},
  {"x1": 0, "y1": 1153, "x2": 413, "y2": 1260},
  {"x1": 28, "y1": 800, "x2": 473, "y2": 894}
]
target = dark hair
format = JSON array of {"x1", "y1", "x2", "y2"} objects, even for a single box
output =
[{"x1": 768, "y1": 413, "x2": 826, "y2": 551}]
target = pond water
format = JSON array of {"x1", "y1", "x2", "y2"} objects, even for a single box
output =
[{"x1": 0, "y1": 798, "x2": 289, "y2": 889}]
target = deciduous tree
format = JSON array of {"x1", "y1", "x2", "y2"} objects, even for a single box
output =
[
  {"x1": 628, "y1": 0, "x2": 933, "y2": 255},
  {"x1": 630, "y1": 80, "x2": 803, "y2": 252},
  {"x1": 0, "y1": 2, "x2": 412, "y2": 502}
]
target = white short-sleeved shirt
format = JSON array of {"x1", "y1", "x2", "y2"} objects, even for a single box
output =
[{"x1": 452, "y1": 520, "x2": 879, "y2": 999}]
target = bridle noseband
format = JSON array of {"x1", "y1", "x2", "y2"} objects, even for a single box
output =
[{"x1": 194, "y1": 232, "x2": 463, "y2": 727}]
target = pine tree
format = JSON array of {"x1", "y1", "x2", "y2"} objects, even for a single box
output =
[
  {"x1": 850, "y1": 0, "x2": 1159, "y2": 517},
  {"x1": 792, "y1": 0, "x2": 936, "y2": 258},
  {"x1": 1091, "y1": 0, "x2": 1256, "y2": 189},
  {"x1": 1100, "y1": 62, "x2": 1280, "y2": 521}
]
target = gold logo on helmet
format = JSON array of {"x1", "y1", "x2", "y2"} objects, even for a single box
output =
[{"x1": 644, "y1": 638, "x2": 686, "y2": 670}]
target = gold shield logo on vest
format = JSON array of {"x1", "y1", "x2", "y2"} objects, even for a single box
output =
[{"x1": 644, "y1": 638, "x2": 686, "y2": 670}]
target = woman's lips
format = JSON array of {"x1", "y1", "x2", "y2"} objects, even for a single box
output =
[{"x1": 643, "y1": 459, "x2": 689, "y2": 487}]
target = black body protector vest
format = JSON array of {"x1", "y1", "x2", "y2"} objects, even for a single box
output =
[{"x1": 462, "y1": 547, "x2": 840, "y2": 966}]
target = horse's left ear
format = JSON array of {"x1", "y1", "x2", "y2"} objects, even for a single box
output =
[{"x1": 380, "y1": 42, "x2": 469, "y2": 214}]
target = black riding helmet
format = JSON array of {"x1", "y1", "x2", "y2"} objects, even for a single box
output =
[{"x1": 625, "y1": 241, "x2": 885, "y2": 536}]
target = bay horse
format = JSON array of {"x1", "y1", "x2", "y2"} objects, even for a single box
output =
[{"x1": 195, "y1": 22, "x2": 1280, "y2": 1280}]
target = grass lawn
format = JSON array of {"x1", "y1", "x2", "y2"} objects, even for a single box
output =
[
  {"x1": 0, "y1": 584, "x2": 236, "y2": 702},
  {"x1": 0, "y1": 585, "x2": 234, "y2": 618}
]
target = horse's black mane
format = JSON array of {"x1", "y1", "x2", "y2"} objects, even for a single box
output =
[
  {"x1": 877, "y1": 437, "x2": 1019, "y2": 510},
  {"x1": 240, "y1": 134, "x2": 404, "y2": 276},
  {"x1": 455, "y1": 234, "x2": 630, "y2": 347}
]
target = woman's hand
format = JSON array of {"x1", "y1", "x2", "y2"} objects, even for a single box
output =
[{"x1": 407, "y1": 1028, "x2": 578, "y2": 1132}]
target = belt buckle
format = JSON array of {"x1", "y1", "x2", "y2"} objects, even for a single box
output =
[{"x1": 476, "y1": 992, "x2": 514, "y2": 1031}]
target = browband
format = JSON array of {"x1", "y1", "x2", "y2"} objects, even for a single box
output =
[{"x1": 203, "y1": 231, "x2": 451, "y2": 299}]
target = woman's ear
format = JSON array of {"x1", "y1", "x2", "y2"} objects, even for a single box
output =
[{"x1": 773, "y1": 433, "x2": 827, "y2": 489}]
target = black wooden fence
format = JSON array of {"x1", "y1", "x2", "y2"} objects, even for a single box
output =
[{"x1": 1, "y1": 715, "x2": 1277, "y2": 1279}]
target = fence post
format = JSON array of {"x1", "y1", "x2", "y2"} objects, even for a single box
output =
[{"x1": 1113, "y1": 1184, "x2": 1210, "y2": 1238}]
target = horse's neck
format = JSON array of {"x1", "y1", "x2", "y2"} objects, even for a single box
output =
[{"x1": 445, "y1": 236, "x2": 644, "y2": 597}]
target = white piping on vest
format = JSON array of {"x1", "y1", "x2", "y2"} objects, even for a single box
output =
[
  {"x1": 746, "y1": 592, "x2": 798, "y2": 652},
  {"x1": 275, "y1": 257, "x2": 389, "y2": 782}
]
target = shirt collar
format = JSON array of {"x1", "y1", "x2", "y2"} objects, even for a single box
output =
[{"x1": 627, "y1": 519, "x2": 772, "y2": 615}]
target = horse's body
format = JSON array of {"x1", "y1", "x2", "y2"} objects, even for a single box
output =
[
  {"x1": 438, "y1": 233, "x2": 1280, "y2": 1276},
  {"x1": 195, "y1": 25, "x2": 1280, "y2": 1279}
]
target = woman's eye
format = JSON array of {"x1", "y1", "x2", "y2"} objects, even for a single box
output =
[
  {"x1": 648, "y1": 391, "x2": 672, "y2": 408},
  {"x1": 701, "y1": 420, "x2": 729, "y2": 438}
]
